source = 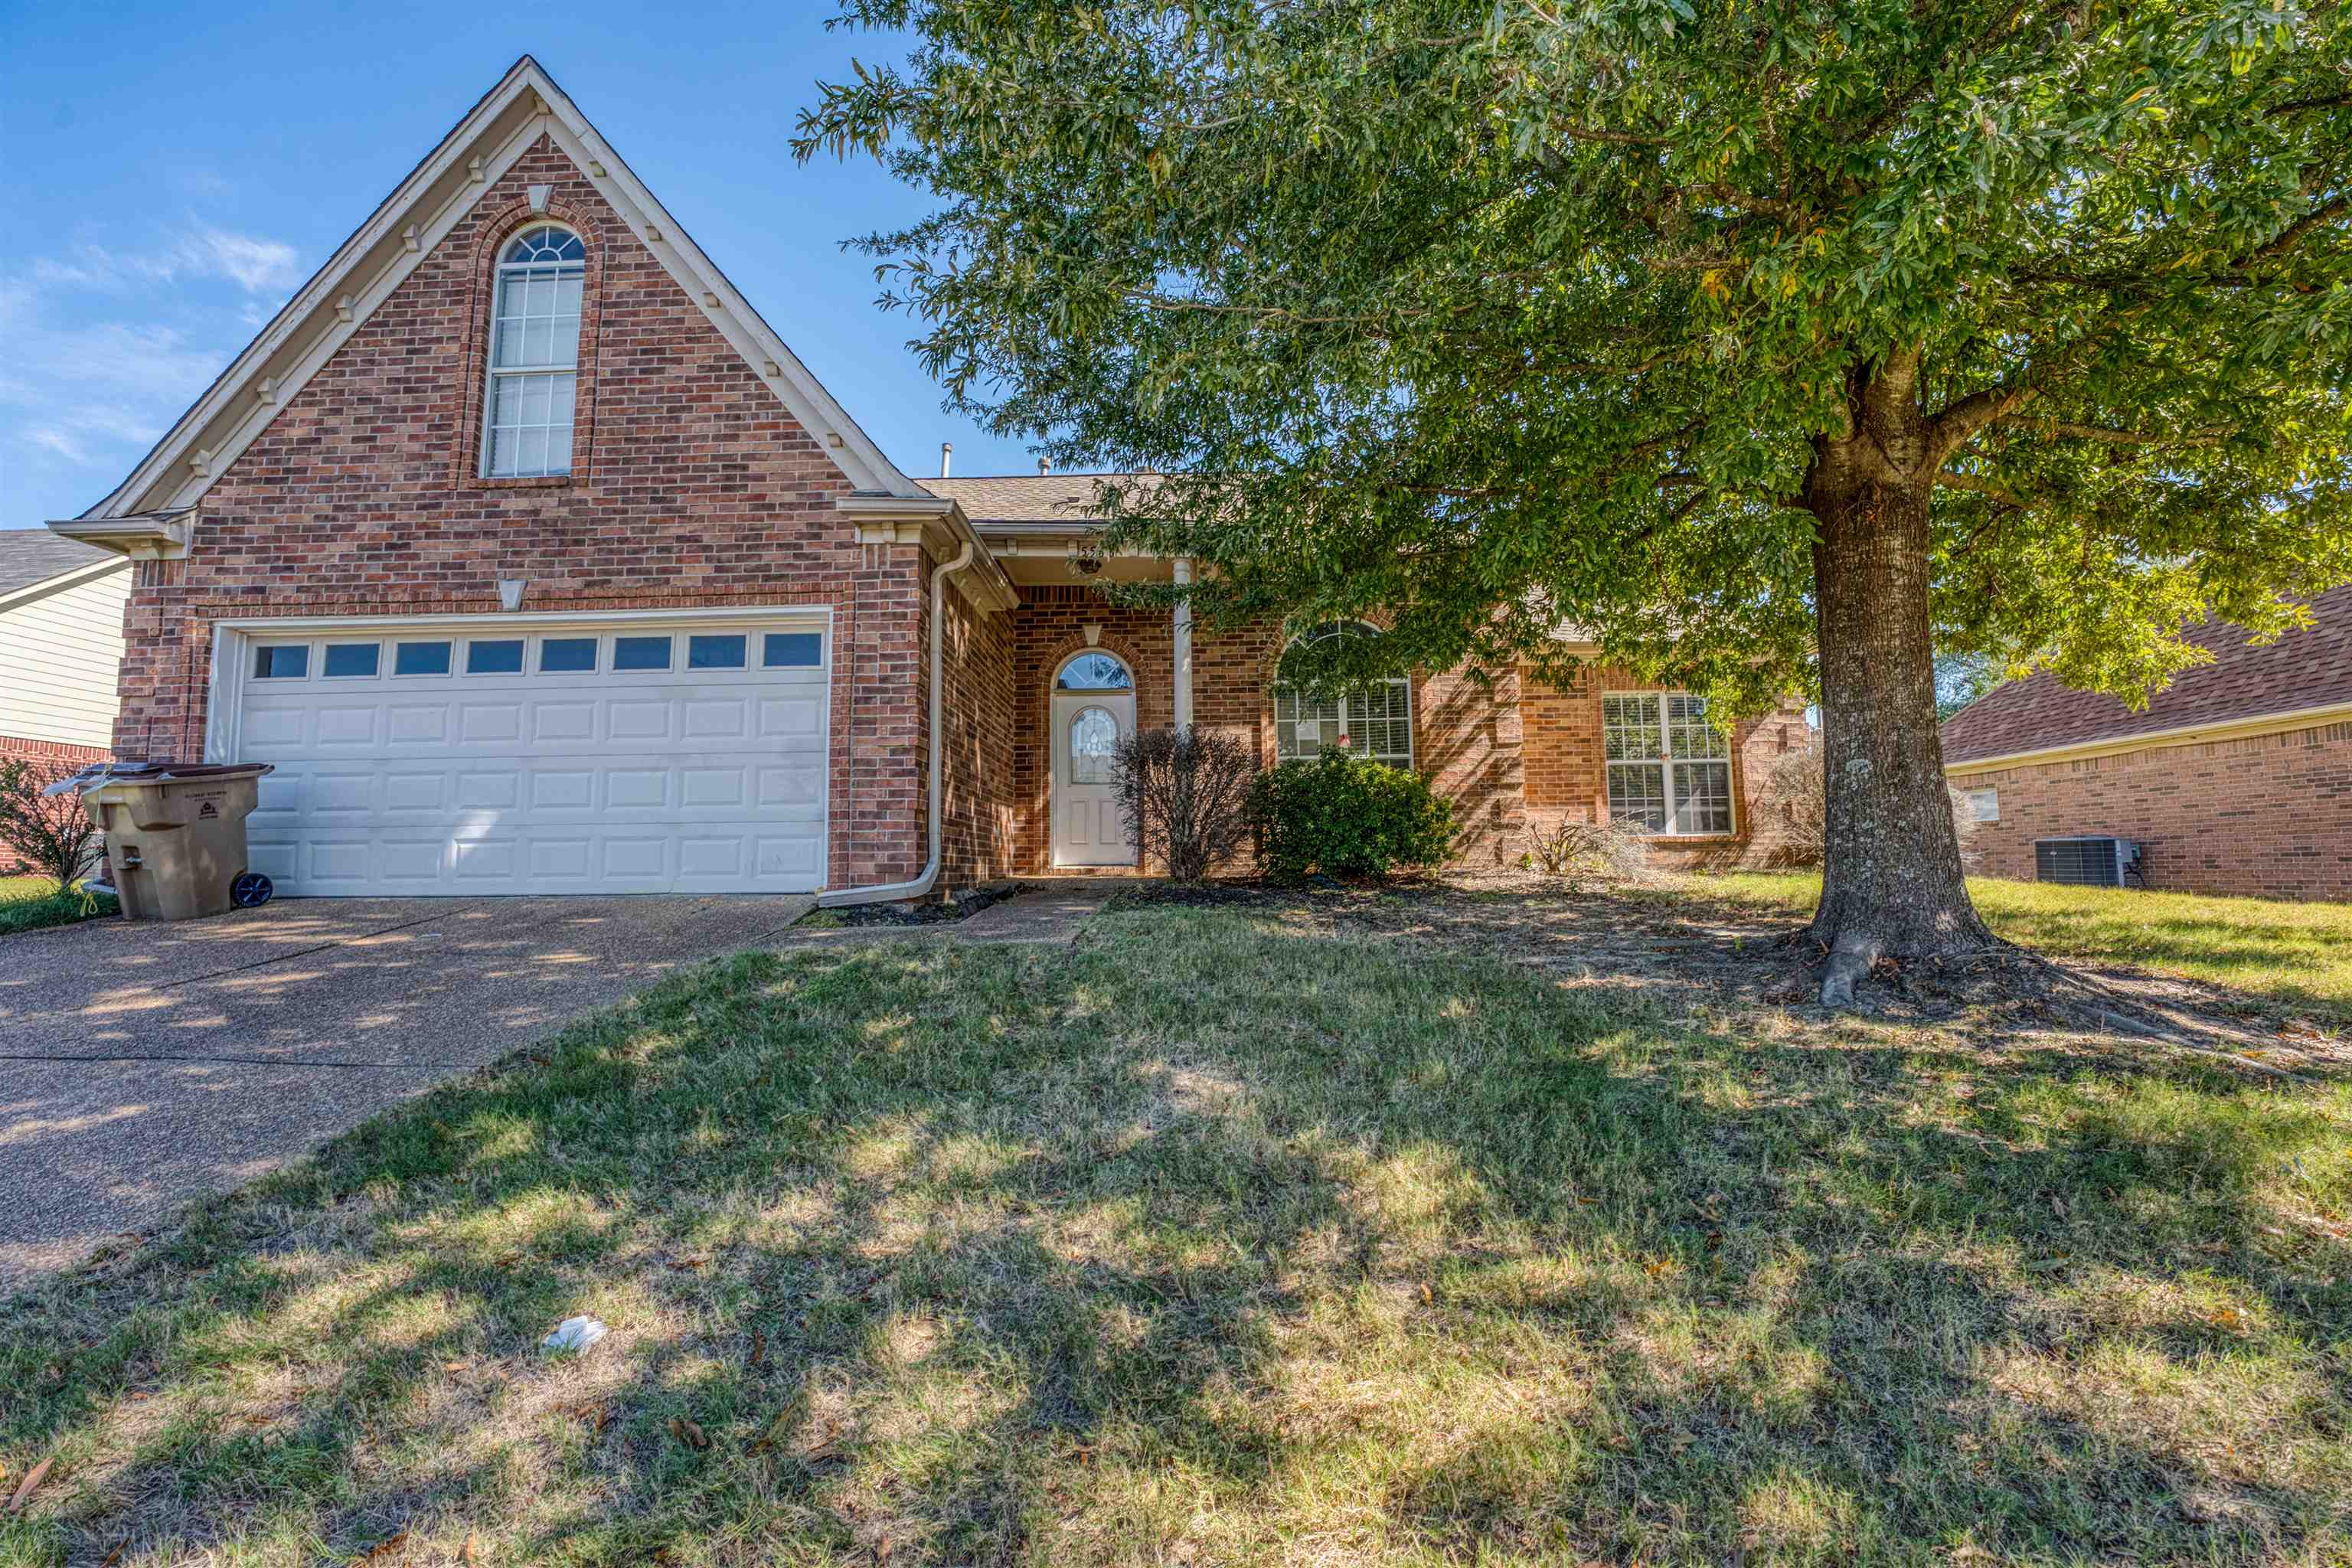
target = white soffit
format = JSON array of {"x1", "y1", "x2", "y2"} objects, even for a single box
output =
[{"x1": 80, "y1": 55, "x2": 918, "y2": 521}]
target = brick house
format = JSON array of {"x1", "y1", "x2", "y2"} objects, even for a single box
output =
[
  {"x1": 48, "y1": 58, "x2": 1801, "y2": 903},
  {"x1": 1942, "y1": 584, "x2": 2352, "y2": 901}
]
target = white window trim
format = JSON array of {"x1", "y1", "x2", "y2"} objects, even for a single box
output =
[
  {"x1": 1273, "y1": 622, "x2": 1416, "y2": 769},
  {"x1": 1965, "y1": 786, "x2": 2001, "y2": 823},
  {"x1": 481, "y1": 224, "x2": 586, "y2": 479},
  {"x1": 1602, "y1": 691, "x2": 1737, "y2": 837}
]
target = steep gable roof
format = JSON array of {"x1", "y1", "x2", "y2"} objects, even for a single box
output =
[
  {"x1": 1942, "y1": 585, "x2": 2352, "y2": 766},
  {"x1": 66, "y1": 56, "x2": 922, "y2": 529}
]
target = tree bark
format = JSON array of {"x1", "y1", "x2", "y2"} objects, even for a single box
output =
[{"x1": 1803, "y1": 358, "x2": 1995, "y2": 1005}]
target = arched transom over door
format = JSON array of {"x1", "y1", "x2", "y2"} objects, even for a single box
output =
[{"x1": 1050, "y1": 651, "x2": 1137, "y2": 867}]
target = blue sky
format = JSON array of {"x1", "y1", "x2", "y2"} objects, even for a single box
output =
[{"x1": 0, "y1": 0, "x2": 1038, "y2": 531}]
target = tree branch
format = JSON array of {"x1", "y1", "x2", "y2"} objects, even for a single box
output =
[{"x1": 1936, "y1": 469, "x2": 2034, "y2": 508}]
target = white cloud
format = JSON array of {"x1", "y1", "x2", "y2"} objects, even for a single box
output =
[
  {"x1": 24, "y1": 224, "x2": 305, "y2": 297},
  {"x1": 0, "y1": 221, "x2": 297, "y2": 505}
]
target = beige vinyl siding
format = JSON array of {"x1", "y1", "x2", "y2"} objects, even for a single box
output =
[{"x1": 0, "y1": 563, "x2": 131, "y2": 748}]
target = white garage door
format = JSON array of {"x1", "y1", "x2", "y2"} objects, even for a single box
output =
[{"x1": 222, "y1": 613, "x2": 828, "y2": 895}]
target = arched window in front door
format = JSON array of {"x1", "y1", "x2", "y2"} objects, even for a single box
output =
[{"x1": 1068, "y1": 704, "x2": 1119, "y2": 782}]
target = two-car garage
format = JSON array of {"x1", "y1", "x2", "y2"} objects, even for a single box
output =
[{"x1": 211, "y1": 610, "x2": 831, "y2": 896}]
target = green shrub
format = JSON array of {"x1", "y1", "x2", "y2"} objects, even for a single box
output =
[{"x1": 1248, "y1": 753, "x2": 1455, "y2": 880}]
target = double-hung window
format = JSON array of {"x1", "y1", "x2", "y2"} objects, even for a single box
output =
[
  {"x1": 1272, "y1": 622, "x2": 1413, "y2": 767},
  {"x1": 482, "y1": 224, "x2": 585, "y2": 478},
  {"x1": 1603, "y1": 693, "x2": 1733, "y2": 835}
]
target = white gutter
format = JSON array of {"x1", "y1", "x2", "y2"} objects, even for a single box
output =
[{"x1": 818, "y1": 539, "x2": 976, "y2": 907}]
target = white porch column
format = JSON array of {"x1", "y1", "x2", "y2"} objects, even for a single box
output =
[{"x1": 1172, "y1": 557, "x2": 1194, "y2": 730}]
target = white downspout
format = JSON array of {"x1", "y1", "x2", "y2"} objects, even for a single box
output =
[
  {"x1": 1172, "y1": 557, "x2": 1194, "y2": 729},
  {"x1": 820, "y1": 539, "x2": 975, "y2": 906}
]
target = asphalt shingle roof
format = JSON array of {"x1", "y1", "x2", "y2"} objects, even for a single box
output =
[
  {"x1": 0, "y1": 529, "x2": 115, "y2": 601},
  {"x1": 1941, "y1": 584, "x2": 2352, "y2": 764},
  {"x1": 920, "y1": 474, "x2": 1134, "y2": 525}
]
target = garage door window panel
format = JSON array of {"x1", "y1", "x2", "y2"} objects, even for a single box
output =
[
  {"x1": 764, "y1": 632, "x2": 822, "y2": 668},
  {"x1": 253, "y1": 645, "x2": 310, "y2": 680},
  {"x1": 394, "y1": 641, "x2": 453, "y2": 677},
  {"x1": 614, "y1": 635, "x2": 673, "y2": 671},
  {"x1": 688, "y1": 634, "x2": 746, "y2": 670},
  {"x1": 322, "y1": 643, "x2": 381, "y2": 678},
  {"x1": 539, "y1": 637, "x2": 598, "y2": 673},
  {"x1": 466, "y1": 639, "x2": 526, "y2": 675}
]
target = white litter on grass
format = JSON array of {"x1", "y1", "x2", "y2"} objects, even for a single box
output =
[{"x1": 542, "y1": 1315, "x2": 608, "y2": 1354}]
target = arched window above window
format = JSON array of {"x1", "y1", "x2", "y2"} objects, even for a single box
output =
[
  {"x1": 482, "y1": 224, "x2": 586, "y2": 478},
  {"x1": 1056, "y1": 651, "x2": 1132, "y2": 691},
  {"x1": 1273, "y1": 622, "x2": 1413, "y2": 768}
]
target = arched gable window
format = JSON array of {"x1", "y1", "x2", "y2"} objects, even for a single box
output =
[
  {"x1": 1272, "y1": 622, "x2": 1413, "y2": 767},
  {"x1": 482, "y1": 224, "x2": 586, "y2": 478}
]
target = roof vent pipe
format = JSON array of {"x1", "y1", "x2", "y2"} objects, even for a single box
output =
[
  {"x1": 1037, "y1": 456, "x2": 1052, "y2": 475},
  {"x1": 939, "y1": 442, "x2": 952, "y2": 479}
]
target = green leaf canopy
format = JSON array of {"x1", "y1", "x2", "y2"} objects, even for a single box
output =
[{"x1": 802, "y1": 0, "x2": 2352, "y2": 710}]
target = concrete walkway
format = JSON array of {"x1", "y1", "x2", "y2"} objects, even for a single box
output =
[{"x1": 0, "y1": 893, "x2": 813, "y2": 1292}]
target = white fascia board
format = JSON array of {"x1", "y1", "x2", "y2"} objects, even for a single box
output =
[{"x1": 90, "y1": 57, "x2": 915, "y2": 521}]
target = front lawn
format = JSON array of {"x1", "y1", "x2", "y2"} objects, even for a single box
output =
[
  {"x1": 0, "y1": 876, "x2": 115, "y2": 937},
  {"x1": 1705, "y1": 873, "x2": 2352, "y2": 1030},
  {"x1": 5, "y1": 906, "x2": 2348, "y2": 1564}
]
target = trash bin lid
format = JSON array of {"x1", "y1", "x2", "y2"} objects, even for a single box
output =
[{"x1": 43, "y1": 760, "x2": 276, "y2": 795}]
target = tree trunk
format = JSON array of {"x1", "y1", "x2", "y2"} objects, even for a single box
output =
[{"x1": 1804, "y1": 395, "x2": 1994, "y2": 1005}]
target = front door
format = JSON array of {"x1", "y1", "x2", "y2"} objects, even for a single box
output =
[{"x1": 1051, "y1": 689, "x2": 1135, "y2": 867}]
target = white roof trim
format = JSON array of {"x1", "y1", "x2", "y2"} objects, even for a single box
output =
[{"x1": 75, "y1": 56, "x2": 917, "y2": 523}]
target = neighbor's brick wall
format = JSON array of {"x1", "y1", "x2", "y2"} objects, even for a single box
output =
[
  {"x1": 0, "y1": 734, "x2": 111, "y2": 876},
  {"x1": 1520, "y1": 668, "x2": 1811, "y2": 872},
  {"x1": 112, "y1": 133, "x2": 927, "y2": 889},
  {"x1": 1955, "y1": 718, "x2": 2352, "y2": 901}
]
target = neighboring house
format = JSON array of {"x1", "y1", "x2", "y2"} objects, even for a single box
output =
[
  {"x1": 1942, "y1": 584, "x2": 2352, "y2": 901},
  {"x1": 48, "y1": 58, "x2": 1802, "y2": 903},
  {"x1": 0, "y1": 530, "x2": 129, "y2": 777}
]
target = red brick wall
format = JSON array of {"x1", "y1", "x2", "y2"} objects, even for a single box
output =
[
  {"x1": 112, "y1": 133, "x2": 927, "y2": 890},
  {"x1": 936, "y1": 562, "x2": 1018, "y2": 889},
  {"x1": 1518, "y1": 669, "x2": 1811, "y2": 872},
  {"x1": 1955, "y1": 718, "x2": 2352, "y2": 900}
]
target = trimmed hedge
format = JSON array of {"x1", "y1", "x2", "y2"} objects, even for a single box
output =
[{"x1": 1249, "y1": 753, "x2": 1455, "y2": 880}]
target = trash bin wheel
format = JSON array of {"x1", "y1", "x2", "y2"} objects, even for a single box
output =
[{"x1": 230, "y1": 871, "x2": 274, "y2": 910}]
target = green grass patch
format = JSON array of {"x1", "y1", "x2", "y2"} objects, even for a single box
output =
[
  {"x1": 3, "y1": 907, "x2": 2348, "y2": 1564},
  {"x1": 1705, "y1": 873, "x2": 2352, "y2": 1029},
  {"x1": 0, "y1": 876, "x2": 115, "y2": 936}
]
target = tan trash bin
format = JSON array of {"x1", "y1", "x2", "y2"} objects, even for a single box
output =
[{"x1": 72, "y1": 763, "x2": 278, "y2": 922}]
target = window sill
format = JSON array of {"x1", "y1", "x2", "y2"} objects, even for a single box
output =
[
  {"x1": 466, "y1": 473, "x2": 577, "y2": 492},
  {"x1": 1632, "y1": 832, "x2": 1742, "y2": 844}
]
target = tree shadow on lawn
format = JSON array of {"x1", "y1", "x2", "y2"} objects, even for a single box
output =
[{"x1": 3, "y1": 909, "x2": 2348, "y2": 1566}]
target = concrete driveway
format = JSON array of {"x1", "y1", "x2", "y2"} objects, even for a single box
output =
[{"x1": 0, "y1": 893, "x2": 813, "y2": 1292}]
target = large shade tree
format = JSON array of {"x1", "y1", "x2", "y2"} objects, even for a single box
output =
[{"x1": 799, "y1": 1, "x2": 2352, "y2": 1001}]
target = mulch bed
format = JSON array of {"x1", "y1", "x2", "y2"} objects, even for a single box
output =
[{"x1": 809, "y1": 880, "x2": 1033, "y2": 928}]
